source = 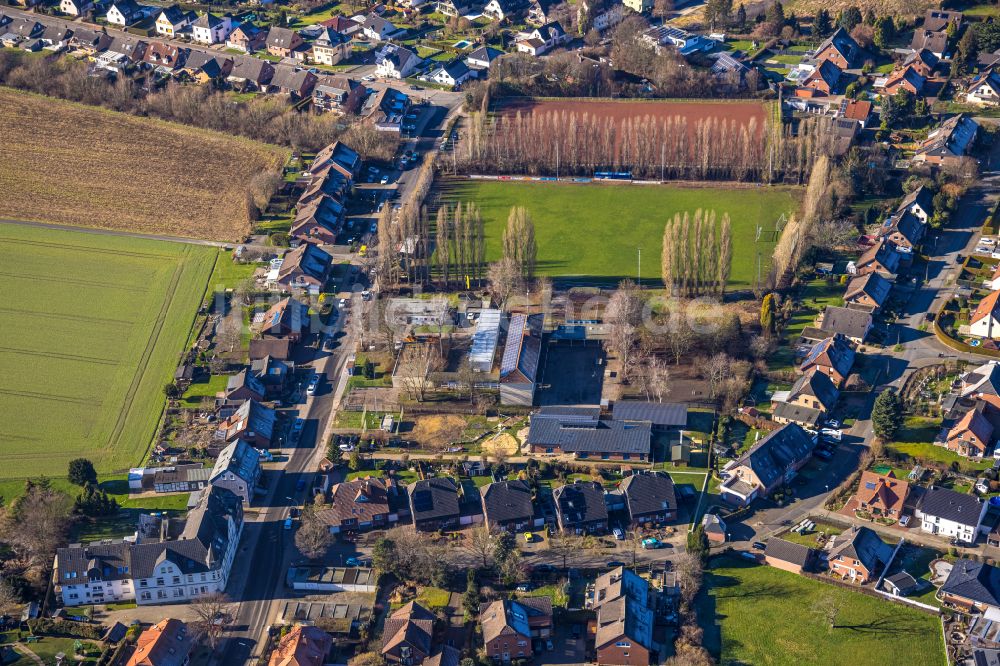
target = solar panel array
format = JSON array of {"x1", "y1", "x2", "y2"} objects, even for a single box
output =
[
  {"x1": 500, "y1": 314, "x2": 527, "y2": 377},
  {"x1": 470, "y1": 309, "x2": 502, "y2": 367}
]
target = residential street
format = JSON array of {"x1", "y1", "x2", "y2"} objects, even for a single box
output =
[{"x1": 725, "y1": 141, "x2": 1000, "y2": 554}]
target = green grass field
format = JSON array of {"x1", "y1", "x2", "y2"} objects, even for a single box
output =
[
  {"x1": 0, "y1": 223, "x2": 215, "y2": 479},
  {"x1": 698, "y1": 556, "x2": 945, "y2": 666},
  {"x1": 441, "y1": 180, "x2": 800, "y2": 287}
]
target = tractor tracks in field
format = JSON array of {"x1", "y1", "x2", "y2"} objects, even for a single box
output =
[
  {"x1": 105, "y1": 247, "x2": 188, "y2": 456},
  {"x1": 0, "y1": 346, "x2": 119, "y2": 366}
]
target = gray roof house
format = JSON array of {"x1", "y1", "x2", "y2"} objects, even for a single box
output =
[
  {"x1": 940, "y1": 559, "x2": 1000, "y2": 613},
  {"x1": 619, "y1": 471, "x2": 676, "y2": 526},
  {"x1": 209, "y1": 439, "x2": 261, "y2": 504},
  {"x1": 408, "y1": 477, "x2": 461, "y2": 532},
  {"x1": 499, "y1": 313, "x2": 542, "y2": 406},
  {"x1": 553, "y1": 481, "x2": 608, "y2": 534},
  {"x1": 719, "y1": 424, "x2": 814, "y2": 506},
  {"x1": 818, "y1": 305, "x2": 873, "y2": 344},
  {"x1": 480, "y1": 479, "x2": 534, "y2": 532}
]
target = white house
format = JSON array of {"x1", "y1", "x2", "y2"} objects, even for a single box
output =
[
  {"x1": 191, "y1": 12, "x2": 232, "y2": 45},
  {"x1": 357, "y1": 13, "x2": 397, "y2": 42},
  {"x1": 105, "y1": 0, "x2": 147, "y2": 26},
  {"x1": 915, "y1": 486, "x2": 987, "y2": 544},
  {"x1": 55, "y1": 487, "x2": 243, "y2": 607},
  {"x1": 967, "y1": 68, "x2": 1000, "y2": 106},
  {"x1": 986, "y1": 266, "x2": 1000, "y2": 292},
  {"x1": 375, "y1": 43, "x2": 421, "y2": 79},
  {"x1": 429, "y1": 59, "x2": 474, "y2": 88},
  {"x1": 59, "y1": 0, "x2": 93, "y2": 17},
  {"x1": 970, "y1": 291, "x2": 1000, "y2": 339},
  {"x1": 515, "y1": 21, "x2": 567, "y2": 56},
  {"x1": 466, "y1": 45, "x2": 504, "y2": 70},
  {"x1": 155, "y1": 6, "x2": 193, "y2": 38},
  {"x1": 591, "y1": 4, "x2": 624, "y2": 32}
]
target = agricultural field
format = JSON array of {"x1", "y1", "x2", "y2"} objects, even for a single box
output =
[
  {"x1": 0, "y1": 87, "x2": 286, "y2": 241},
  {"x1": 698, "y1": 556, "x2": 945, "y2": 666},
  {"x1": 0, "y1": 223, "x2": 216, "y2": 479},
  {"x1": 440, "y1": 179, "x2": 800, "y2": 287}
]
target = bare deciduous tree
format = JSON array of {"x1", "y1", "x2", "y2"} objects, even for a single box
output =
[
  {"x1": 674, "y1": 552, "x2": 703, "y2": 606},
  {"x1": 295, "y1": 505, "x2": 333, "y2": 560},
  {"x1": 465, "y1": 525, "x2": 496, "y2": 568},
  {"x1": 190, "y1": 593, "x2": 234, "y2": 649}
]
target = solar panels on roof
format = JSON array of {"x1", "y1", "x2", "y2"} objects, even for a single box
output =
[
  {"x1": 470, "y1": 309, "x2": 502, "y2": 369},
  {"x1": 500, "y1": 314, "x2": 527, "y2": 377}
]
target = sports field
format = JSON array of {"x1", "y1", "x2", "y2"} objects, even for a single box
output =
[
  {"x1": 441, "y1": 180, "x2": 800, "y2": 286},
  {"x1": 0, "y1": 87, "x2": 286, "y2": 241},
  {"x1": 698, "y1": 556, "x2": 945, "y2": 666},
  {"x1": 0, "y1": 223, "x2": 216, "y2": 479}
]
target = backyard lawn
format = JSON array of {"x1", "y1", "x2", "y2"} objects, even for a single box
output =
[
  {"x1": 698, "y1": 556, "x2": 945, "y2": 666},
  {"x1": 889, "y1": 417, "x2": 993, "y2": 472},
  {"x1": 440, "y1": 180, "x2": 800, "y2": 287},
  {"x1": 182, "y1": 374, "x2": 229, "y2": 405}
]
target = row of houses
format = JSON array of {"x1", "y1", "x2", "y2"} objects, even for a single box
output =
[{"x1": 317, "y1": 469, "x2": 677, "y2": 536}]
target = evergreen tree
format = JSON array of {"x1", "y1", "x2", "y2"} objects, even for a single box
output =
[
  {"x1": 873, "y1": 16, "x2": 894, "y2": 49},
  {"x1": 813, "y1": 9, "x2": 832, "y2": 37},
  {"x1": 872, "y1": 390, "x2": 903, "y2": 442},
  {"x1": 837, "y1": 6, "x2": 862, "y2": 31},
  {"x1": 735, "y1": 3, "x2": 747, "y2": 30},
  {"x1": 68, "y1": 458, "x2": 98, "y2": 487},
  {"x1": 955, "y1": 28, "x2": 979, "y2": 76},
  {"x1": 760, "y1": 293, "x2": 776, "y2": 336}
]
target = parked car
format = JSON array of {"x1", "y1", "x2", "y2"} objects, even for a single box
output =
[
  {"x1": 515, "y1": 582, "x2": 534, "y2": 592},
  {"x1": 612, "y1": 527, "x2": 625, "y2": 540},
  {"x1": 306, "y1": 375, "x2": 320, "y2": 396},
  {"x1": 296, "y1": 479, "x2": 307, "y2": 492},
  {"x1": 899, "y1": 515, "x2": 911, "y2": 527},
  {"x1": 291, "y1": 418, "x2": 305, "y2": 439},
  {"x1": 641, "y1": 537, "x2": 663, "y2": 549},
  {"x1": 545, "y1": 640, "x2": 554, "y2": 651},
  {"x1": 284, "y1": 517, "x2": 293, "y2": 530},
  {"x1": 824, "y1": 419, "x2": 840, "y2": 429},
  {"x1": 524, "y1": 532, "x2": 537, "y2": 543},
  {"x1": 752, "y1": 542, "x2": 767, "y2": 551}
]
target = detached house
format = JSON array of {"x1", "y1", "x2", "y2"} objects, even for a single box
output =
[
  {"x1": 59, "y1": 0, "x2": 93, "y2": 17},
  {"x1": 946, "y1": 404, "x2": 995, "y2": 458},
  {"x1": 799, "y1": 334, "x2": 855, "y2": 388},
  {"x1": 228, "y1": 55, "x2": 274, "y2": 90},
  {"x1": 828, "y1": 526, "x2": 892, "y2": 584},
  {"x1": 375, "y1": 43, "x2": 421, "y2": 79},
  {"x1": 719, "y1": 424, "x2": 814, "y2": 506},
  {"x1": 916, "y1": 486, "x2": 986, "y2": 543},
  {"x1": 128, "y1": 619, "x2": 193, "y2": 666},
  {"x1": 939, "y1": 559, "x2": 1000, "y2": 615},
  {"x1": 620, "y1": 471, "x2": 676, "y2": 526},
  {"x1": 359, "y1": 13, "x2": 397, "y2": 42},
  {"x1": 225, "y1": 367, "x2": 266, "y2": 403},
  {"x1": 226, "y1": 23, "x2": 265, "y2": 52},
  {"x1": 817, "y1": 305, "x2": 873, "y2": 345},
  {"x1": 191, "y1": 13, "x2": 232, "y2": 45},
  {"x1": 266, "y1": 26, "x2": 305, "y2": 60},
  {"x1": 970, "y1": 291, "x2": 1000, "y2": 340},
  {"x1": 381, "y1": 601, "x2": 434, "y2": 666},
  {"x1": 962, "y1": 362, "x2": 1000, "y2": 409},
  {"x1": 968, "y1": 67, "x2": 1000, "y2": 106},
  {"x1": 553, "y1": 481, "x2": 608, "y2": 535},
  {"x1": 155, "y1": 5, "x2": 194, "y2": 38},
  {"x1": 481, "y1": 479, "x2": 535, "y2": 532},
  {"x1": 855, "y1": 471, "x2": 910, "y2": 520},
  {"x1": 844, "y1": 271, "x2": 893, "y2": 313},
  {"x1": 429, "y1": 59, "x2": 474, "y2": 88},
  {"x1": 143, "y1": 42, "x2": 183, "y2": 72},
  {"x1": 319, "y1": 477, "x2": 396, "y2": 533},
  {"x1": 312, "y1": 27, "x2": 351, "y2": 66},
  {"x1": 106, "y1": 0, "x2": 148, "y2": 26},
  {"x1": 483, "y1": 0, "x2": 527, "y2": 21},
  {"x1": 814, "y1": 27, "x2": 862, "y2": 69},
  {"x1": 764, "y1": 538, "x2": 816, "y2": 575},
  {"x1": 268, "y1": 626, "x2": 333, "y2": 666},
  {"x1": 209, "y1": 439, "x2": 261, "y2": 504},
  {"x1": 898, "y1": 185, "x2": 935, "y2": 224},
  {"x1": 914, "y1": 114, "x2": 979, "y2": 167},
  {"x1": 515, "y1": 21, "x2": 567, "y2": 56},
  {"x1": 408, "y1": 477, "x2": 461, "y2": 532},
  {"x1": 466, "y1": 45, "x2": 504, "y2": 70},
  {"x1": 254, "y1": 297, "x2": 309, "y2": 342},
  {"x1": 773, "y1": 370, "x2": 839, "y2": 427},
  {"x1": 910, "y1": 8, "x2": 961, "y2": 58},
  {"x1": 802, "y1": 59, "x2": 843, "y2": 95}
]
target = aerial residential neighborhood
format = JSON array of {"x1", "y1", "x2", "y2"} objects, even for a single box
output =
[{"x1": 10, "y1": 0, "x2": 1000, "y2": 665}]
